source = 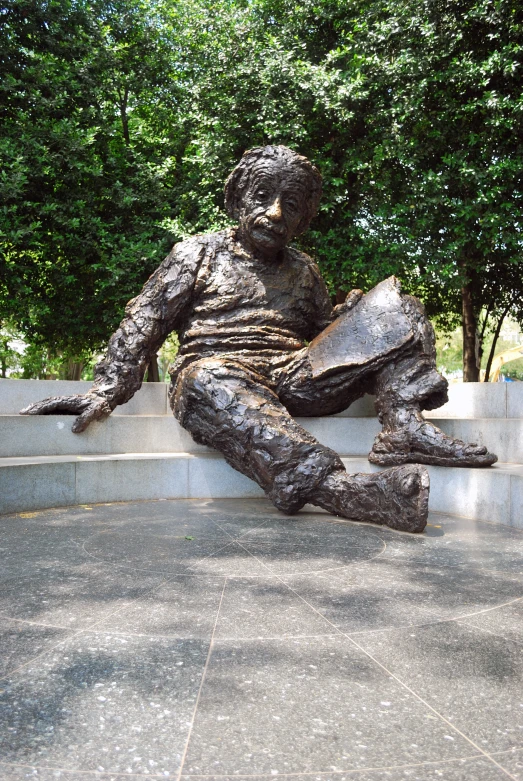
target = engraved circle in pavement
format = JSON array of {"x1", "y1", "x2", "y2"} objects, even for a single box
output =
[{"x1": 83, "y1": 521, "x2": 385, "y2": 575}]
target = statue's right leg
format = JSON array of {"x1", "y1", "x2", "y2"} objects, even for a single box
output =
[
  {"x1": 369, "y1": 295, "x2": 498, "y2": 467},
  {"x1": 169, "y1": 357, "x2": 429, "y2": 532},
  {"x1": 287, "y1": 278, "x2": 496, "y2": 468}
]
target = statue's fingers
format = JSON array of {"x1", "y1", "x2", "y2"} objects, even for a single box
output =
[
  {"x1": 345, "y1": 289, "x2": 364, "y2": 309},
  {"x1": 71, "y1": 401, "x2": 110, "y2": 433},
  {"x1": 20, "y1": 395, "x2": 90, "y2": 416},
  {"x1": 71, "y1": 407, "x2": 96, "y2": 433},
  {"x1": 20, "y1": 398, "x2": 54, "y2": 415}
]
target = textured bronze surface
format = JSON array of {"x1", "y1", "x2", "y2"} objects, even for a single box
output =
[{"x1": 21, "y1": 146, "x2": 498, "y2": 533}]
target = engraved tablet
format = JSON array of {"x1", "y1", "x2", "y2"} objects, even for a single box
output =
[{"x1": 308, "y1": 277, "x2": 414, "y2": 379}]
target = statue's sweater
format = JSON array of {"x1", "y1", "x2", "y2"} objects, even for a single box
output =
[{"x1": 90, "y1": 229, "x2": 337, "y2": 408}]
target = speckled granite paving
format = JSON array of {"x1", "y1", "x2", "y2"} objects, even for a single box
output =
[{"x1": 1, "y1": 500, "x2": 523, "y2": 781}]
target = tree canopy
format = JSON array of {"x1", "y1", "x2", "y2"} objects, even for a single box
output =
[{"x1": 1, "y1": 0, "x2": 522, "y2": 378}]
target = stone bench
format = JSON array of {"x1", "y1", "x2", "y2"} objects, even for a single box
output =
[{"x1": 1, "y1": 379, "x2": 521, "y2": 528}]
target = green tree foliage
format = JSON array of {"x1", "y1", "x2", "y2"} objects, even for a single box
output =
[
  {"x1": 348, "y1": 0, "x2": 523, "y2": 379},
  {"x1": 1, "y1": 0, "x2": 522, "y2": 381},
  {"x1": 0, "y1": 0, "x2": 184, "y2": 358},
  {"x1": 165, "y1": 0, "x2": 523, "y2": 378}
]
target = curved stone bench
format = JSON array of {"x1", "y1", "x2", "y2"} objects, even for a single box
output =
[{"x1": 1, "y1": 379, "x2": 521, "y2": 528}]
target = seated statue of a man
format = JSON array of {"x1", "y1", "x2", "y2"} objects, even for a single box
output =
[{"x1": 22, "y1": 145, "x2": 497, "y2": 533}]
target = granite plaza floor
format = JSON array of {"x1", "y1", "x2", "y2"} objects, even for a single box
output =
[{"x1": 1, "y1": 499, "x2": 523, "y2": 781}]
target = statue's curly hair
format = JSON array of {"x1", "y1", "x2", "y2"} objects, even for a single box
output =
[{"x1": 224, "y1": 145, "x2": 322, "y2": 235}]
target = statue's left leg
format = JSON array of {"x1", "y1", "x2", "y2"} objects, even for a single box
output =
[
  {"x1": 171, "y1": 356, "x2": 429, "y2": 531},
  {"x1": 369, "y1": 295, "x2": 498, "y2": 467}
]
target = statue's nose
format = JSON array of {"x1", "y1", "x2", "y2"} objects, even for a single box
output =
[{"x1": 266, "y1": 197, "x2": 283, "y2": 221}]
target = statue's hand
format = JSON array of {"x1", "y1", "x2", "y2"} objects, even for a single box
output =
[
  {"x1": 332, "y1": 289, "x2": 364, "y2": 320},
  {"x1": 20, "y1": 394, "x2": 113, "y2": 433},
  {"x1": 342, "y1": 289, "x2": 364, "y2": 311}
]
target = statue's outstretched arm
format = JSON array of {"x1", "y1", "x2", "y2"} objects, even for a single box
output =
[{"x1": 20, "y1": 239, "x2": 205, "y2": 432}]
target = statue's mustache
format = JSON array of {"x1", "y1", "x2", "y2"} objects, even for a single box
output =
[{"x1": 253, "y1": 216, "x2": 287, "y2": 236}]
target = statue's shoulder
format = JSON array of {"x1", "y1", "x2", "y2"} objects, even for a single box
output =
[
  {"x1": 286, "y1": 246, "x2": 324, "y2": 281},
  {"x1": 171, "y1": 229, "x2": 227, "y2": 254},
  {"x1": 166, "y1": 229, "x2": 231, "y2": 267}
]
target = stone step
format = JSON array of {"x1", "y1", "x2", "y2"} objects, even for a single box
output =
[
  {"x1": 0, "y1": 451, "x2": 521, "y2": 527},
  {"x1": 2, "y1": 378, "x2": 522, "y2": 418},
  {"x1": 2, "y1": 380, "x2": 521, "y2": 528},
  {"x1": 1, "y1": 414, "x2": 521, "y2": 463}
]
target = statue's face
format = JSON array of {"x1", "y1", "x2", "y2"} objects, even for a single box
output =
[{"x1": 239, "y1": 160, "x2": 309, "y2": 256}]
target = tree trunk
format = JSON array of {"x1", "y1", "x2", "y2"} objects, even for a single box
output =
[
  {"x1": 484, "y1": 304, "x2": 511, "y2": 382},
  {"x1": 66, "y1": 360, "x2": 84, "y2": 381},
  {"x1": 477, "y1": 304, "x2": 492, "y2": 371},
  {"x1": 462, "y1": 283, "x2": 480, "y2": 382},
  {"x1": 146, "y1": 354, "x2": 160, "y2": 382},
  {"x1": 1, "y1": 336, "x2": 8, "y2": 377}
]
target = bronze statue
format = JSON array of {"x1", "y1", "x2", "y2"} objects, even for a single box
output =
[{"x1": 21, "y1": 146, "x2": 497, "y2": 533}]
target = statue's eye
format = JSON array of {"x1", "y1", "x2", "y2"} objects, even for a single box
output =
[
  {"x1": 255, "y1": 189, "x2": 269, "y2": 200},
  {"x1": 286, "y1": 199, "x2": 299, "y2": 212}
]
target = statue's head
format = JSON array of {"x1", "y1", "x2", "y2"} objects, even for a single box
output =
[{"x1": 224, "y1": 145, "x2": 322, "y2": 257}]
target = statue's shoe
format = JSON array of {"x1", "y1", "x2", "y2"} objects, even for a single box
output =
[
  {"x1": 374, "y1": 464, "x2": 430, "y2": 533},
  {"x1": 316, "y1": 464, "x2": 430, "y2": 533},
  {"x1": 368, "y1": 419, "x2": 498, "y2": 468}
]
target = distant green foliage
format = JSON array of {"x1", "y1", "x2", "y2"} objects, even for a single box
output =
[
  {"x1": 158, "y1": 332, "x2": 180, "y2": 382},
  {"x1": 0, "y1": 321, "x2": 22, "y2": 377},
  {"x1": 436, "y1": 321, "x2": 523, "y2": 380}
]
